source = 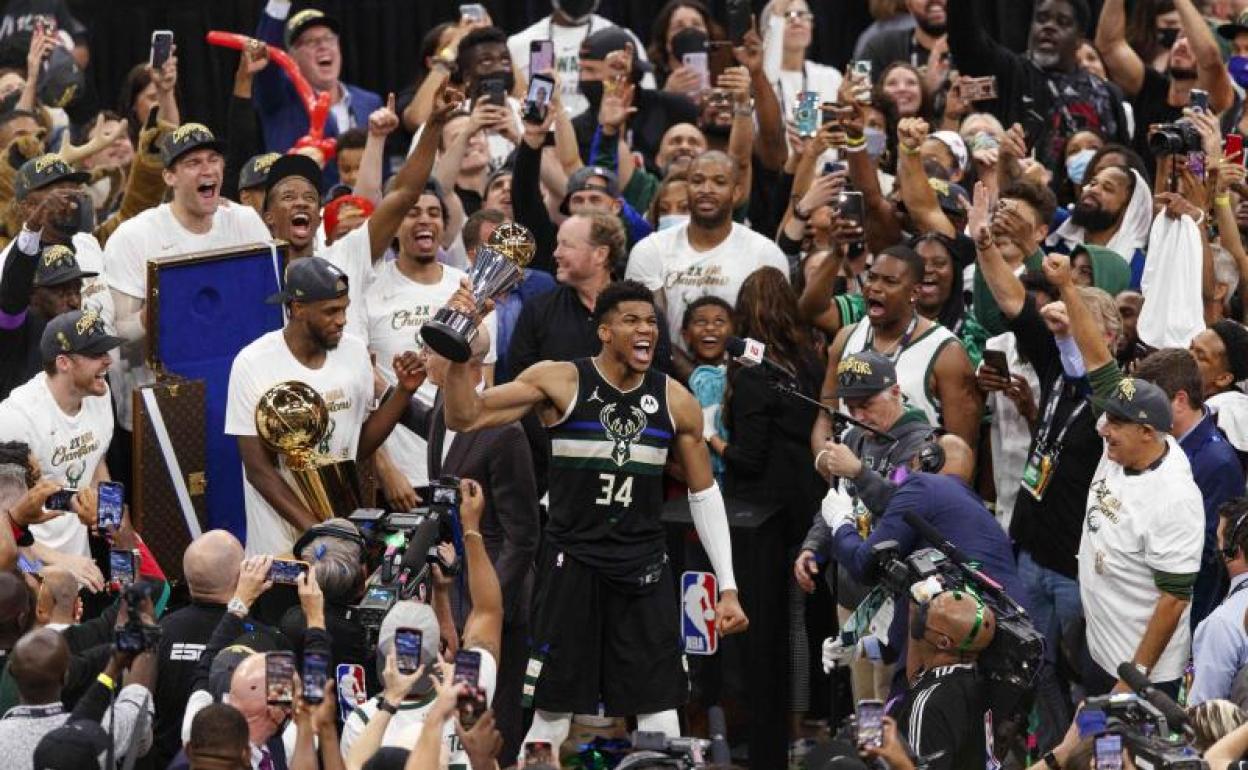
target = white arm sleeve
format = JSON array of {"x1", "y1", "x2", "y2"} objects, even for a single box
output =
[{"x1": 687, "y1": 483, "x2": 737, "y2": 592}]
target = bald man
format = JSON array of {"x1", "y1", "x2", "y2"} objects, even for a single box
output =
[
  {"x1": 151, "y1": 531, "x2": 245, "y2": 769},
  {"x1": 33, "y1": 566, "x2": 81, "y2": 630},
  {"x1": 228, "y1": 654, "x2": 289, "y2": 763}
]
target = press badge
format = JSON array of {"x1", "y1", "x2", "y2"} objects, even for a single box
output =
[{"x1": 1020, "y1": 447, "x2": 1055, "y2": 501}]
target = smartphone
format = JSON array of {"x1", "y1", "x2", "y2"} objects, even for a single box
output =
[
  {"x1": 44, "y1": 487, "x2": 77, "y2": 511},
  {"x1": 267, "y1": 559, "x2": 310, "y2": 585},
  {"x1": 851, "y1": 60, "x2": 873, "y2": 104},
  {"x1": 682, "y1": 52, "x2": 710, "y2": 92},
  {"x1": 981, "y1": 349, "x2": 1010, "y2": 380},
  {"x1": 726, "y1": 0, "x2": 751, "y2": 43},
  {"x1": 822, "y1": 160, "x2": 847, "y2": 176},
  {"x1": 454, "y1": 649, "x2": 486, "y2": 727},
  {"x1": 266, "y1": 651, "x2": 296, "y2": 705},
  {"x1": 1190, "y1": 88, "x2": 1210, "y2": 113},
  {"x1": 97, "y1": 480, "x2": 124, "y2": 531},
  {"x1": 303, "y1": 652, "x2": 329, "y2": 705},
  {"x1": 109, "y1": 548, "x2": 138, "y2": 588},
  {"x1": 524, "y1": 741, "x2": 554, "y2": 766},
  {"x1": 959, "y1": 75, "x2": 998, "y2": 102},
  {"x1": 855, "y1": 699, "x2": 884, "y2": 749},
  {"x1": 837, "y1": 190, "x2": 865, "y2": 226},
  {"x1": 522, "y1": 73, "x2": 555, "y2": 125},
  {"x1": 395, "y1": 627, "x2": 423, "y2": 674},
  {"x1": 150, "y1": 30, "x2": 174, "y2": 70},
  {"x1": 1226, "y1": 133, "x2": 1244, "y2": 165},
  {"x1": 1094, "y1": 733, "x2": 1123, "y2": 770},
  {"x1": 529, "y1": 39, "x2": 554, "y2": 75},
  {"x1": 459, "y1": 3, "x2": 487, "y2": 22},
  {"x1": 478, "y1": 76, "x2": 507, "y2": 107},
  {"x1": 795, "y1": 90, "x2": 820, "y2": 138}
]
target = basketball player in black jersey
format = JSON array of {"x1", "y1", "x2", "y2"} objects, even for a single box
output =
[{"x1": 440, "y1": 279, "x2": 747, "y2": 754}]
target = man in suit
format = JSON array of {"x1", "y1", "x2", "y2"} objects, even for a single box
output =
[{"x1": 400, "y1": 326, "x2": 540, "y2": 761}]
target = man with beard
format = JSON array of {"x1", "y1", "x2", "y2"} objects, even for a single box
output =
[
  {"x1": 1047, "y1": 164, "x2": 1153, "y2": 285},
  {"x1": 439, "y1": 279, "x2": 747, "y2": 757},
  {"x1": 506, "y1": 0, "x2": 651, "y2": 118},
  {"x1": 858, "y1": 0, "x2": 949, "y2": 81},
  {"x1": 626, "y1": 151, "x2": 789, "y2": 374},
  {"x1": 225, "y1": 257, "x2": 424, "y2": 556},
  {"x1": 251, "y1": 6, "x2": 382, "y2": 182},
  {"x1": 947, "y1": 0, "x2": 1130, "y2": 174},
  {"x1": 655, "y1": 123, "x2": 708, "y2": 179},
  {"x1": 1096, "y1": 0, "x2": 1234, "y2": 171}
]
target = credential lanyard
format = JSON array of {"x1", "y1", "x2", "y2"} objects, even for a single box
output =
[{"x1": 1035, "y1": 374, "x2": 1086, "y2": 451}]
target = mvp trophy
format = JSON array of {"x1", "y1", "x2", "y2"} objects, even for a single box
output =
[
  {"x1": 255, "y1": 380, "x2": 362, "y2": 520},
  {"x1": 421, "y1": 221, "x2": 535, "y2": 362}
]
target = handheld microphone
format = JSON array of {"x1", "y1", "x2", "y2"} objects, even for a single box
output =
[
  {"x1": 1116, "y1": 662, "x2": 1195, "y2": 740},
  {"x1": 725, "y1": 336, "x2": 796, "y2": 380}
]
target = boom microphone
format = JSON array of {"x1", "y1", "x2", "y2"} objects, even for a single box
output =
[
  {"x1": 725, "y1": 336, "x2": 796, "y2": 380},
  {"x1": 1116, "y1": 661, "x2": 1195, "y2": 740}
]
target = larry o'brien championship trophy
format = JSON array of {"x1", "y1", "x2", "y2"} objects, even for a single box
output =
[
  {"x1": 255, "y1": 381, "x2": 362, "y2": 520},
  {"x1": 421, "y1": 221, "x2": 535, "y2": 362}
]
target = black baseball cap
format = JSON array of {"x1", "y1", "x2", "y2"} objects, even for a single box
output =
[
  {"x1": 33, "y1": 243, "x2": 95, "y2": 288},
  {"x1": 40, "y1": 309, "x2": 123, "y2": 362},
  {"x1": 14, "y1": 153, "x2": 89, "y2": 201},
  {"x1": 266, "y1": 256, "x2": 349, "y2": 305},
  {"x1": 263, "y1": 153, "x2": 323, "y2": 197},
  {"x1": 580, "y1": 27, "x2": 652, "y2": 73},
  {"x1": 32, "y1": 719, "x2": 110, "y2": 769},
  {"x1": 160, "y1": 123, "x2": 227, "y2": 168},
  {"x1": 239, "y1": 152, "x2": 282, "y2": 191},
  {"x1": 285, "y1": 8, "x2": 341, "y2": 49},
  {"x1": 1219, "y1": 10, "x2": 1248, "y2": 39},
  {"x1": 928, "y1": 178, "x2": 968, "y2": 217},
  {"x1": 560, "y1": 165, "x2": 619, "y2": 214},
  {"x1": 836, "y1": 350, "x2": 898, "y2": 400},
  {"x1": 1090, "y1": 376, "x2": 1173, "y2": 433}
]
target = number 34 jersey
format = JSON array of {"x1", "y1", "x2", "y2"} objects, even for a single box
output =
[{"x1": 546, "y1": 358, "x2": 675, "y2": 577}]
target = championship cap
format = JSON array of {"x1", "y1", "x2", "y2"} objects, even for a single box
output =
[
  {"x1": 1089, "y1": 376, "x2": 1173, "y2": 433},
  {"x1": 14, "y1": 153, "x2": 89, "y2": 201},
  {"x1": 160, "y1": 123, "x2": 227, "y2": 168},
  {"x1": 265, "y1": 256, "x2": 349, "y2": 305},
  {"x1": 39, "y1": 309, "x2": 123, "y2": 362},
  {"x1": 559, "y1": 165, "x2": 619, "y2": 214},
  {"x1": 836, "y1": 350, "x2": 898, "y2": 400},
  {"x1": 33, "y1": 243, "x2": 95, "y2": 288},
  {"x1": 285, "y1": 8, "x2": 341, "y2": 49},
  {"x1": 239, "y1": 152, "x2": 282, "y2": 191},
  {"x1": 927, "y1": 177, "x2": 968, "y2": 217},
  {"x1": 263, "y1": 153, "x2": 323, "y2": 196}
]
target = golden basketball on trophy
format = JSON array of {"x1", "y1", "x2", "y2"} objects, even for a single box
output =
[
  {"x1": 255, "y1": 381, "x2": 361, "y2": 520},
  {"x1": 420, "y1": 221, "x2": 536, "y2": 363}
]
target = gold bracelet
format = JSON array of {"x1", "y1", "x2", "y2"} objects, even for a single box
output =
[
  {"x1": 464, "y1": 529, "x2": 483, "y2": 540},
  {"x1": 900, "y1": 144, "x2": 921, "y2": 155}
]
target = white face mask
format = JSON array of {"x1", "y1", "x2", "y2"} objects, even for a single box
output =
[{"x1": 657, "y1": 213, "x2": 689, "y2": 231}]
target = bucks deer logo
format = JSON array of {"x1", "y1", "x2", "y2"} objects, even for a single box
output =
[{"x1": 599, "y1": 403, "x2": 647, "y2": 467}]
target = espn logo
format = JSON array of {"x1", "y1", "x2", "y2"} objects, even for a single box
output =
[{"x1": 169, "y1": 643, "x2": 205, "y2": 662}]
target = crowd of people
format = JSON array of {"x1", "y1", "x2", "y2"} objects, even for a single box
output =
[{"x1": 8, "y1": 0, "x2": 1248, "y2": 767}]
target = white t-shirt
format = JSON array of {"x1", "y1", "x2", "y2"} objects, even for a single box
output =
[
  {"x1": 983, "y1": 332, "x2": 1040, "y2": 532},
  {"x1": 0, "y1": 373, "x2": 114, "y2": 556},
  {"x1": 318, "y1": 222, "x2": 377, "y2": 343},
  {"x1": 1209, "y1": 389, "x2": 1248, "y2": 454},
  {"x1": 507, "y1": 14, "x2": 653, "y2": 118},
  {"x1": 772, "y1": 62, "x2": 843, "y2": 123},
  {"x1": 625, "y1": 222, "x2": 791, "y2": 348},
  {"x1": 1078, "y1": 435, "x2": 1204, "y2": 682},
  {"x1": 340, "y1": 647, "x2": 497, "y2": 768},
  {"x1": 224, "y1": 330, "x2": 374, "y2": 556},
  {"x1": 103, "y1": 201, "x2": 272, "y2": 430},
  {"x1": 365, "y1": 261, "x2": 496, "y2": 486}
]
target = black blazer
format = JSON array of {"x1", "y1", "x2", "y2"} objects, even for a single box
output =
[{"x1": 401, "y1": 393, "x2": 541, "y2": 624}]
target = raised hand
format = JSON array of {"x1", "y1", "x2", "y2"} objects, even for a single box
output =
[
  {"x1": 369, "y1": 93, "x2": 400, "y2": 138},
  {"x1": 896, "y1": 117, "x2": 929, "y2": 151}
]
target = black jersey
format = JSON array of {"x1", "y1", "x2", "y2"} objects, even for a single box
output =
[
  {"x1": 546, "y1": 358, "x2": 675, "y2": 584},
  {"x1": 894, "y1": 663, "x2": 990, "y2": 770}
]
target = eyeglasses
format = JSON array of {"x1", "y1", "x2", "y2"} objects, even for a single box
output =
[{"x1": 784, "y1": 10, "x2": 814, "y2": 22}]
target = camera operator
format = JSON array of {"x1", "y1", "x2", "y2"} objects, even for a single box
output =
[
  {"x1": 1190, "y1": 498, "x2": 1248, "y2": 706},
  {"x1": 894, "y1": 589, "x2": 997, "y2": 770}
]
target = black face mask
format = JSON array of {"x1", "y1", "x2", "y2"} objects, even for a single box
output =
[
  {"x1": 555, "y1": 0, "x2": 599, "y2": 24},
  {"x1": 1156, "y1": 27, "x2": 1180, "y2": 51},
  {"x1": 580, "y1": 78, "x2": 604, "y2": 112}
]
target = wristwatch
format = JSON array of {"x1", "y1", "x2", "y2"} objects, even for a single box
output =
[
  {"x1": 227, "y1": 597, "x2": 250, "y2": 617},
  {"x1": 792, "y1": 198, "x2": 812, "y2": 221},
  {"x1": 378, "y1": 699, "x2": 399, "y2": 715},
  {"x1": 1043, "y1": 750, "x2": 1061, "y2": 769}
]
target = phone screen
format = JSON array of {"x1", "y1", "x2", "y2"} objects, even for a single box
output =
[
  {"x1": 150, "y1": 31, "x2": 174, "y2": 70},
  {"x1": 478, "y1": 76, "x2": 507, "y2": 107},
  {"x1": 1094, "y1": 733, "x2": 1123, "y2": 770},
  {"x1": 856, "y1": 699, "x2": 884, "y2": 748},
  {"x1": 682, "y1": 52, "x2": 709, "y2": 92},
  {"x1": 460, "y1": 3, "x2": 486, "y2": 22},
  {"x1": 524, "y1": 741, "x2": 554, "y2": 765},
  {"x1": 97, "y1": 481, "x2": 124, "y2": 531},
  {"x1": 266, "y1": 652, "x2": 296, "y2": 705},
  {"x1": 981, "y1": 349, "x2": 1010, "y2": 379},
  {"x1": 110, "y1": 549, "x2": 137, "y2": 588},
  {"x1": 44, "y1": 487, "x2": 76, "y2": 511},
  {"x1": 837, "y1": 191, "x2": 865, "y2": 225},
  {"x1": 1226, "y1": 134, "x2": 1245, "y2": 165},
  {"x1": 268, "y1": 559, "x2": 309, "y2": 585},
  {"x1": 303, "y1": 652, "x2": 329, "y2": 704},
  {"x1": 395, "y1": 627, "x2": 423, "y2": 674},
  {"x1": 529, "y1": 40, "x2": 554, "y2": 75},
  {"x1": 795, "y1": 91, "x2": 820, "y2": 138},
  {"x1": 454, "y1": 649, "x2": 485, "y2": 727},
  {"x1": 523, "y1": 75, "x2": 555, "y2": 124}
]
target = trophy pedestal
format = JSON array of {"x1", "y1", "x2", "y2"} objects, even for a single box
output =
[{"x1": 420, "y1": 310, "x2": 475, "y2": 363}]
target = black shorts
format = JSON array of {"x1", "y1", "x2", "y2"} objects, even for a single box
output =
[{"x1": 524, "y1": 542, "x2": 689, "y2": 715}]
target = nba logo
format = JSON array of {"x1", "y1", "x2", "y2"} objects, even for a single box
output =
[
  {"x1": 336, "y1": 663, "x2": 367, "y2": 721},
  {"x1": 681, "y1": 571, "x2": 718, "y2": 655}
]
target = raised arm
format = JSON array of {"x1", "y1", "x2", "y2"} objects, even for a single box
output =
[
  {"x1": 1094, "y1": 0, "x2": 1145, "y2": 97},
  {"x1": 969, "y1": 181, "x2": 1027, "y2": 319},
  {"x1": 896, "y1": 117, "x2": 954, "y2": 238},
  {"x1": 458, "y1": 478, "x2": 502, "y2": 661},
  {"x1": 1044, "y1": 252, "x2": 1112, "y2": 371},
  {"x1": 734, "y1": 22, "x2": 785, "y2": 172},
  {"x1": 354, "y1": 94, "x2": 397, "y2": 205},
  {"x1": 1175, "y1": 0, "x2": 1234, "y2": 112}
]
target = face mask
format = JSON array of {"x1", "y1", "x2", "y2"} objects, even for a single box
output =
[
  {"x1": 865, "y1": 127, "x2": 887, "y2": 159},
  {"x1": 579, "y1": 78, "x2": 604, "y2": 112},
  {"x1": 1230, "y1": 56, "x2": 1248, "y2": 89},
  {"x1": 1065, "y1": 148, "x2": 1096, "y2": 185},
  {"x1": 657, "y1": 213, "x2": 689, "y2": 230},
  {"x1": 554, "y1": 0, "x2": 599, "y2": 24},
  {"x1": 1156, "y1": 27, "x2": 1179, "y2": 51}
]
